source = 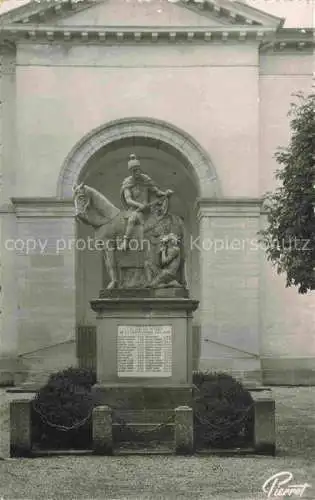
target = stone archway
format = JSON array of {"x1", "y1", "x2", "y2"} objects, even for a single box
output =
[
  {"x1": 57, "y1": 117, "x2": 220, "y2": 199},
  {"x1": 58, "y1": 118, "x2": 219, "y2": 371}
]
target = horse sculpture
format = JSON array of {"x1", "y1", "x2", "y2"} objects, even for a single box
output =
[{"x1": 73, "y1": 183, "x2": 186, "y2": 290}]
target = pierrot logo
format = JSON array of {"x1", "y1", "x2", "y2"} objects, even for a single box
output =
[{"x1": 262, "y1": 471, "x2": 311, "y2": 498}]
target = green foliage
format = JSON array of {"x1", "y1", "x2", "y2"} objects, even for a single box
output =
[
  {"x1": 193, "y1": 371, "x2": 254, "y2": 448},
  {"x1": 32, "y1": 367, "x2": 254, "y2": 451},
  {"x1": 32, "y1": 367, "x2": 96, "y2": 449},
  {"x1": 259, "y1": 92, "x2": 315, "y2": 293},
  {"x1": 46, "y1": 366, "x2": 96, "y2": 390}
]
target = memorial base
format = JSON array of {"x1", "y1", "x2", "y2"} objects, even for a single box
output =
[
  {"x1": 90, "y1": 294, "x2": 198, "y2": 450},
  {"x1": 99, "y1": 288, "x2": 189, "y2": 299},
  {"x1": 90, "y1": 296, "x2": 199, "y2": 387},
  {"x1": 92, "y1": 383, "x2": 193, "y2": 409}
]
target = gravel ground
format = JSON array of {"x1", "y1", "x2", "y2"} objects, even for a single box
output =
[{"x1": 0, "y1": 387, "x2": 314, "y2": 500}]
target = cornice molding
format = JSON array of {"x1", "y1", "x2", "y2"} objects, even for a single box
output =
[
  {"x1": 260, "y1": 28, "x2": 314, "y2": 52},
  {"x1": 196, "y1": 197, "x2": 263, "y2": 219},
  {"x1": 0, "y1": 25, "x2": 312, "y2": 49},
  {"x1": 197, "y1": 197, "x2": 263, "y2": 204},
  {"x1": 11, "y1": 198, "x2": 75, "y2": 217},
  {"x1": 90, "y1": 297, "x2": 199, "y2": 314},
  {"x1": 0, "y1": 24, "x2": 278, "y2": 45},
  {"x1": 0, "y1": 203, "x2": 15, "y2": 214}
]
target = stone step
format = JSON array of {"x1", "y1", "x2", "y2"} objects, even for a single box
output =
[
  {"x1": 32, "y1": 447, "x2": 175, "y2": 456},
  {"x1": 93, "y1": 384, "x2": 193, "y2": 409},
  {"x1": 115, "y1": 443, "x2": 174, "y2": 455},
  {"x1": 112, "y1": 409, "x2": 174, "y2": 424},
  {"x1": 113, "y1": 422, "x2": 175, "y2": 429},
  {"x1": 112, "y1": 422, "x2": 175, "y2": 443}
]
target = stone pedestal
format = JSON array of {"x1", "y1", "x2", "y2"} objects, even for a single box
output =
[
  {"x1": 90, "y1": 290, "x2": 199, "y2": 413},
  {"x1": 175, "y1": 405, "x2": 194, "y2": 454},
  {"x1": 250, "y1": 391, "x2": 276, "y2": 455},
  {"x1": 10, "y1": 398, "x2": 32, "y2": 457},
  {"x1": 92, "y1": 405, "x2": 113, "y2": 455}
]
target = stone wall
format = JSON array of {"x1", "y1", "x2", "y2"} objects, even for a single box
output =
[
  {"x1": 198, "y1": 200, "x2": 262, "y2": 382},
  {"x1": 15, "y1": 42, "x2": 260, "y2": 198},
  {"x1": 0, "y1": 38, "x2": 314, "y2": 385},
  {"x1": 259, "y1": 50, "x2": 315, "y2": 384},
  {"x1": 11, "y1": 201, "x2": 77, "y2": 384}
]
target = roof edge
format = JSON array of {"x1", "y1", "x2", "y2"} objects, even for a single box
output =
[{"x1": 0, "y1": 0, "x2": 285, "y2": 28}]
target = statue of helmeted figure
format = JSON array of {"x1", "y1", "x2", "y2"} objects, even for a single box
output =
[
  {"x1": 73, "y1": 153, "x2": 187, "y2": 291},
  {"x1": 120, "y1": 154, "x2": 173, "y2": 249}
]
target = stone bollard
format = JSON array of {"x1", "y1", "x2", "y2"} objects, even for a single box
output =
[
  {"x1": 175, "y1": 405, "x2": 194, "y2": 455},
  {"x1": 92, "y1": 405, "x2": 113, "y2": 455},
  {"x1": 251, "y1": 393, "x2": 276, "y2": 456},
  {"x1": 10, "y1": 398, "x2": 32, "y2": 457}
]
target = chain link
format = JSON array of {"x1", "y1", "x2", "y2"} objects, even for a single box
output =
[
  {"x1": 33, "y1": 402, "x2": 253, "y2": 435},
  {"x1": 32, "y1": 401, "x2": 93, "y2": 432},
  {"x1": 33, "y1": 395, "x2": 254, "y2": 443},
  {"x1": 32, "y1": 403, "x2": 175, "y2": 436},
  {"x1": 195, "y1": 402, "x2": 254, "y2": 431}
]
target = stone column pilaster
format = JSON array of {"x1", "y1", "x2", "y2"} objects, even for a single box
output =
[
  {"x1": 10, "y1": 199, "x2": 77, "y2": 385},
  {"x1": 0, "y1": 45, "x2": 19, "y2": 385},
  {"x1": 196, "y1": 198, "x2": 262, "y2": 383}
]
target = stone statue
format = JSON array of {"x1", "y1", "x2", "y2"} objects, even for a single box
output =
[
  {"x1": 73, "y1": 154, "x2": 187, "y2": 291},
  {"x1": 120, "y1": 154, "x2": 173, "y2": 249},
  {"x1": 149, "y1": 233, "x2": 182, "y2": 288}
]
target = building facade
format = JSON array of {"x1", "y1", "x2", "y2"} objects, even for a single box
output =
[{"x1": 0, "y1": 0, "x2": 314, "y2": 386}]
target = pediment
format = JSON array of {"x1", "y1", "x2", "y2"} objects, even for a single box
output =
[
  {"x1": 55, "y1": 0, "x2": 231, "y2": 27},
  {"x1": 0, "y1": 0, "x2": 283, "y2": 29}
]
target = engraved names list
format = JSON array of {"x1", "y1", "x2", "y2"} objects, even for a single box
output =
[{"x1": 117, "y1": 325, "x2": 172, "y2": 377}]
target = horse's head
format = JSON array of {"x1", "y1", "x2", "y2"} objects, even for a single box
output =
[
  {"x1": 72, "y1": 182, "x2": 120, "y2": 229},
  {"x1": 73, "y1": 182, "x2": 89, "y2": 220},
  {"x1": 73, "y1": 181, "x2": 85, "y2": 197}
]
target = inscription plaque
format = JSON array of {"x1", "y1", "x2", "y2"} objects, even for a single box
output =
[{"x1": 117, "y1": 325, "x2": 172, "y2": 377}]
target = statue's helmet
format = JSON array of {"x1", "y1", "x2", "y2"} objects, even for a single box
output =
[{"x1": 128, "y1": 153, "x2": 141, "y2": 171}]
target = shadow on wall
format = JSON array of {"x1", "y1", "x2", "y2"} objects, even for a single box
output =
[{"x1": 14, "y1": 340, "x2": 77, "y2": 387}]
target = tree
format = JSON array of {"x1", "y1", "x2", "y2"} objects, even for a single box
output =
[{"x1": 259, "y1": 92, "x2": 315, "y2": 294}]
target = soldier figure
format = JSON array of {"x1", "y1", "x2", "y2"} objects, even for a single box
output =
[{"x1": 120, "y1": 154, "x2": 173, "y2": 249}]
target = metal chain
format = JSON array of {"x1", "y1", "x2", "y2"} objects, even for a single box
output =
[
  {"x1": 33, "y1": 402, "x2": 253, "y2": 434},
  {"x1": 195, "y1": 402, "x2": 254, "y2": 431},
  {"x1": 32, "y1": 401, "x2": 93, "y2": 432},
  {"x1": 32, "y1": 394, "x2": 254, "y2": 438},
  {"x1": 32, "y1": 403, "x2": 175, "y2": 435}
]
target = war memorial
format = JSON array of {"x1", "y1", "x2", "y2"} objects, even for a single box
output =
[
  {"x1": 8, "y1": 153, "x2": 276, "y2": 455},
  {"x1": 0, "y1": 0, "x2": 314, "y2": 391}
]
